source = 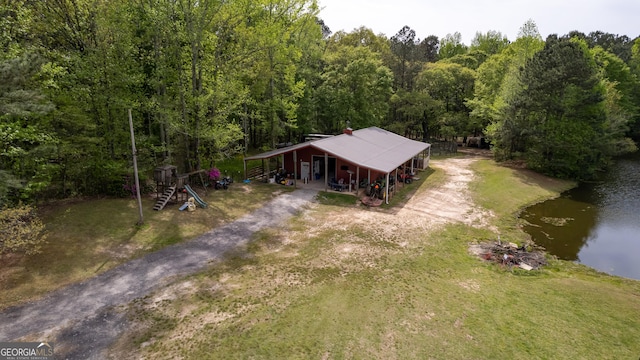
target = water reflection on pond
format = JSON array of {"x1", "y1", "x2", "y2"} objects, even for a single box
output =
[{"x1": 520, "y1": 153, "x2": 640, "y2": 280}]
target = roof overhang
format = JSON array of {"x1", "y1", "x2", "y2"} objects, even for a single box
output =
[
  {"x1": 244, "y1": 127, "x2": 430, "y2": 173},
  {"x1": 243, "y1": 142, "x2": 314, "y2": 161}
]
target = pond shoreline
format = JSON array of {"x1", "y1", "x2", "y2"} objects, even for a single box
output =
[{"x1": 521, "y1": 152, "x2": 640, "y2": 280}]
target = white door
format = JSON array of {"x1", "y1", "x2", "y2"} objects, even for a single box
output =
[{"x1": 301, "y1": 162, "x2": 310, "y2": 181}]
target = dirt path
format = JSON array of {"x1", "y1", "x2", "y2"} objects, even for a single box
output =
[
  {"x1": 307, "y1": 156, "x2": 493, "y2": 242},
  {"x1": 0, "y1": 156, "x2": 487, "y2": 359},
  {"x1": 0, "y1": 189, "x2": 318, "y2": 359},
  {"x1": 399, "y1": 156, "x2": 494, "y2": 229}
]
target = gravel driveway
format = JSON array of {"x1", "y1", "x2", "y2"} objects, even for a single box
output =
[{"x1": 0, "y1": 188, "x2": 318, "y2": 359}]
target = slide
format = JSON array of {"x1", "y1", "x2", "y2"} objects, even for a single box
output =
[{"x1": 184, "y1": 184, "x2": 208, "y2": 208}]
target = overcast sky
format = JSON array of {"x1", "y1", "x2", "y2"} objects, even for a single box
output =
[{"x1": 317, "y1": 0, "x2": 640, "y2": 44}]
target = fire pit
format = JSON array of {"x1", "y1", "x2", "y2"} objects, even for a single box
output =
[{"x1": 469, "y1": 240, "x2": 548, "y2": 270}]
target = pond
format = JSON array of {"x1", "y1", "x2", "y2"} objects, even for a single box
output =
[{"x1": 520, "y1": 152, "x2": 640, "y2": 280}]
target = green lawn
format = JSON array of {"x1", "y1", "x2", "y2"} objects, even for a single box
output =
[
  {"x1": 112, "y1": 158, "x2": 640, "y2": 359},
  {"x1": 2, "y1": 156, "x2": 638, "y2": 359}
]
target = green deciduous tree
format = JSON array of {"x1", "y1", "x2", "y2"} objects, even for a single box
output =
[
  {"x1": 440, "y1": 50, "x2": 488, "y2": 70},
  {"x1": 315, "y1": 44, "x2": 393, "y2": 132},
  {"x1": 585, "y1": 31, "x2": 634, "y2": 63},
  {"x1": 470, "y1": 30, "x2": 510, "y2": 56},
  {"x1": 386, "y1": 27, "x2": 441, "y2": 136},
  {"x1": 469, "y1": 20, "x2": 544, "y2": 159},
  {"x1": 416, "y1": 35, "x2": 439, "y2": 63},
  {"x1": 416, "y1": 62, "x2": 475, "y2": 138},
  {"x1": 438, "y1": 32, "x2": 468, "y2": 59},
  {"x1": 0, "y1": 51, "x2": 57, "y2": 202},
  {"x1": 590, "y1": 46, "x2": 639, "y2": 155},
  {"x1": 0, "y1": 0, "x2": 34, "y2": 60},
  {"x1": 326, "y1": 26, "x2": 391, "y2": 57},
  {"x1": 389, "y1": 89, "x2": 442, "y2": 141},
  {"x1": 243, "y1": 0, "x2": 321, "y2": 149},
  {"x1": 629, "y1": 39, "x2": 640, "y2": 140}
]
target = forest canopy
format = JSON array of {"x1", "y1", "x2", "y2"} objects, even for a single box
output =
[{"x1": 1, "y1": 0, "x2": 639, "y2": 207}]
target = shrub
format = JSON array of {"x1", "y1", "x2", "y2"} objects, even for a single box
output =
[{"x1": 208, "y1": 167, "x2": 221, "y2": 180}]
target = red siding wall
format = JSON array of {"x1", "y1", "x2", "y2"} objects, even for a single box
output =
[
  {"x1": 279, "y1": 146, "x2": 387, "y2": 185},
  {"x1": 282, "y1": 147, "x2": 327, "y2": 179}
]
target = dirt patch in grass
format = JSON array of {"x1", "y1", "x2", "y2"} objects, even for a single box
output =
[
  {"x1": 306, "y1": 156, "x2": 493, "y2": 240},
  {"x1": 457, "y1": 147, "x2": 493, "y2": 158}
]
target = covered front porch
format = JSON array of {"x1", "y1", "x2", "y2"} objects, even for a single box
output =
[{"x1": 243, "y1": 127, "x2": 431, "y2": 204}]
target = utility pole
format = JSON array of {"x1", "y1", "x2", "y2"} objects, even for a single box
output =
[{"x1": 128, "y1": 109, "x2": 144, "y2": 225}]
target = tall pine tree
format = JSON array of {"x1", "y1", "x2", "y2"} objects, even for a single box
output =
[{"x1": 511, "y1": 36, "x2": 607, "y2": 179}]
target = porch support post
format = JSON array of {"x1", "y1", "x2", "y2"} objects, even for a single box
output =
[
  {"x1": 243, "y1": 159, "x2": 247, "y2": 180},
  {"x1": 394, "y1": 168, "x2": 398, "y2": 195},
  {"x1": 324, "y1": 152, "x2": 329, "y2": 191},
  {"x1": 385, "y1": 172, "x2": 390, "y2": 204},
  {"x1": 356, "y1": 167, "x2": 360, "y2": 192},
  {"x1": 411, "y1": 155, "x2": 415, "y2": 174},
  {"x1": 293, "y1": 150, "x2": 298, "y2": 188},
  {"x1": 264, "y1": 159, "x2": 269, "y2": 182}
]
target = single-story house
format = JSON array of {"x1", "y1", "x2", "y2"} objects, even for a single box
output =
[{"x1": 243, "y1": 127, "x2": 431, "y2": 204}]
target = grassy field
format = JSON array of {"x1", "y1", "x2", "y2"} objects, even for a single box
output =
[
  {"x1": 0, "y1": 181, "x2": 291, "y2": 310},
  {"x1": 108, "y1": 157, "x2": 640, "y2": 359}
]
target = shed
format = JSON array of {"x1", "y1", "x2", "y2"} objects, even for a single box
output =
[{"x1": 243, "y1": 127, "x2": 431, "y2": 203}]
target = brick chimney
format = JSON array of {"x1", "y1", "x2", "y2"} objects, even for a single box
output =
[{"x1": 343, "y1": 127, "x2": 353, "y2": 135}]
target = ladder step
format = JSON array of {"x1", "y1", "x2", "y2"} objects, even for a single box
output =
[{"x1": 153, "y1": 186, "x2": 177, "y2": 211}]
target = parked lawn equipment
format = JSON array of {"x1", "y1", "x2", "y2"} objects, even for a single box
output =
[
  {"x1": 366, "y1": 180, "x2": 384, "y2": 199},
  {"x1": 214, "y1": 176, "x2": 233, "y2": 190},
  {"x1": 399, "y1": 171, "x2": 415, "y2": 184}
]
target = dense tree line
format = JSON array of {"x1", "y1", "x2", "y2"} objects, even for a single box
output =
[{"x1": 2, "y1": 0, "x2": 640, "y2": 214}]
